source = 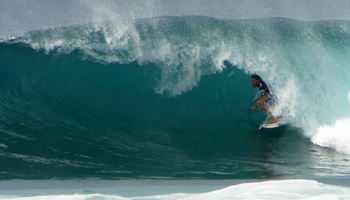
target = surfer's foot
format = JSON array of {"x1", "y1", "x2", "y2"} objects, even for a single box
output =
[{"x1": 266, "y1": 118, "x2": 278, "y2": 124}]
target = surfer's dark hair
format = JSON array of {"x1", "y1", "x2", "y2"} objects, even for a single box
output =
[{"x1": 251, "y1": 74, "x2": 261, "y2": 80}]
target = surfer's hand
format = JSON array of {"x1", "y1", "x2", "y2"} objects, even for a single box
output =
[{"x1": 251, "y1": 105, "x2": 258, "y2": 111}]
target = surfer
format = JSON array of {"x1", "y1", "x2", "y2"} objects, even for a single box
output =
[{"x1": 250, "y1": 74, "x2": 277, "y2": 124}]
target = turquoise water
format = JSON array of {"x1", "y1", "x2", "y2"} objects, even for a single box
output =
[{"x1": 0, "y1": 16, "x2": 350, "y2": 180}]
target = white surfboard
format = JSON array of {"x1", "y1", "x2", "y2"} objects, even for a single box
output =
[{"x1": 259, "y1": 118, "x2": 286, "y2": 129}]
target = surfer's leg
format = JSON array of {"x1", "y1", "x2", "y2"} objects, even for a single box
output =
[
  {"x1": 261, "y1": 103, "x2": 277, "y2": 124},
  {"x1": 266, "y1": 115, "x2": 277, "y2": 124}
]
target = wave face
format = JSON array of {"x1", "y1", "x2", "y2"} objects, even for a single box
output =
[{"x1": 1, "y1": 16, "x2": 350, "y2": 179}]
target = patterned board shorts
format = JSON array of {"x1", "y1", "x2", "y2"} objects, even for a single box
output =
[{"x1": 265, "y1": 97, "x2": 277, "y2": 107}]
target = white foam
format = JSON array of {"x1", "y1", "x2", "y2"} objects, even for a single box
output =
[
  {"x1": 312, "y1": 118, "x2": 350, "y2": 155},
  {"x1": 181, "y1": 179, "x2": 350, "y2": 200},
  {"x1": 311, "y1": 91, "x2": 350, "y2": 155},
  {"x1": 2, "y1": 180, "x2": 350, "y2": 200}
]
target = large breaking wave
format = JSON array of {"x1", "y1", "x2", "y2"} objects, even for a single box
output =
[{"x1": 1, "y1": 16, "x2": 350, "y2": 179}]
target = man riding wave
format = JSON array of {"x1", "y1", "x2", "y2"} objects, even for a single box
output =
[{"x1": 250, "y1": 74, "x2": 277, "y2": 124}]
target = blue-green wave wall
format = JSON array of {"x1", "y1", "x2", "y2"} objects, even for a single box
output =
[{"x1": 1, "y1": 16, "x2": 350, "y2": 179}]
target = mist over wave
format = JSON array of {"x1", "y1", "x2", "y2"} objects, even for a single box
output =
[
  {"x1": 2, "y1": 0, "x2": 350, "y2": 37},
  {"x1": 1, "y1": 16, "x2": 350, "y2": 179}
]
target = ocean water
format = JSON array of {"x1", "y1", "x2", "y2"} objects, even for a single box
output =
[{"x1": 1, "y1": 15, "x2": 350, "y2": 199}]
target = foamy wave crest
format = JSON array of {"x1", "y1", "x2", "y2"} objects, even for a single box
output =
[
  {"x1": 9, "y1": 17, "x2": 230, "y2": 96},
  {"x1": 13, "y1": 21, "x2": 141, "y2": 63}
]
